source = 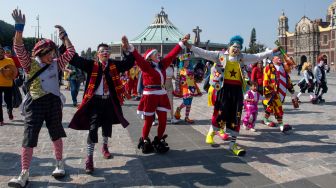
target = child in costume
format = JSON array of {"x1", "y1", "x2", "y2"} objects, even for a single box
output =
[
  {"x1": 9, "y1": 9, "x2": 75, "y2": 187},
  {"x1": 242, "y1": 82, "x2": 263, "y2": 132},
  {"x1": 313, "y1": 55, "x2": 328, "y2": 104},
  {"x1": 297, "y1": 62, "x2": 315, "y2": 102},
  {"x1": 174, "y1": 53, "x2": 202, "y2": 124},
  {"x1": 262, "y1": 56, "x2": 295, "y2": 132},
  {"x1": 127, "y1": 35, "x2": 189, "y2": 154},
  {"x1": 185, "y1": 35, "x2": 277, "y2": 156}
]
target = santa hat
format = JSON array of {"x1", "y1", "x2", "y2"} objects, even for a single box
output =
[{"x1": 143, "y1": 49, "x2": 158, "y2": 60}]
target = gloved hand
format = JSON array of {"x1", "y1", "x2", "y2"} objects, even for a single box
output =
[
  {"x1": 55, "y1": 25, "x2": 68, "y2": 40},
  {"x1": 12, "y1": 9, "x2": 26, "y2": 32}
]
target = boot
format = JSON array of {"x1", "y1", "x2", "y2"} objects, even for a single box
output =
[
  {"x1": 85, "y1": 155, "x2": 94, "y2": 174},
  {"x1": 52, "y1": 160, "x2": 65, "y2": 178},
  {"x1": 8, "y1": 170, "x2": 29, "y2": 188},
  {"x1": 279, "y1": 123, "x2": 292, "y2": 133},
  {"x1": 174, "y1": 107, "x2": 181, "y2": 120},
  {"x1": 184, "y1": 117, "x2": 194, "y2": 124},
  {"x1": 206, "y1": 130, "x2": 215, "y2": 144},
  {"x1": 137, "y1": 137, "x2": 154, "y2": 154},
  {"x1": 101, "y1": 144, "x2": 112, "y2": 159},
  {"x1": 152, "y1": 135, "x2": 169, "y2": 153},
  {"x1": 8, "y1": 110, "x2": 13, "y2": 120}
]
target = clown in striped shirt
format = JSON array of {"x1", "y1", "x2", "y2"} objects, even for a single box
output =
[{"x1": 262, "y1": 56, "x2": 295, "y2": 132}]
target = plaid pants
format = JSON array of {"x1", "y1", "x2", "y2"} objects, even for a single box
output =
[{"x1": 22, "y1": 93, "x2": 66, "y2": 147}]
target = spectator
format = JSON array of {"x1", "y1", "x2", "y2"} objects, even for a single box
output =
[
  {"x1": 65, "y1": 64, "x2": 86, "y2": 107},
  {"x1": 251, "y1": 61, "x2": 263, "y2": 94}
]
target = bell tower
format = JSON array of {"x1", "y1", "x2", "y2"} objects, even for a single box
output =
[{"x1": 278, "y1": 11, "x2": 289, "y2": 47}]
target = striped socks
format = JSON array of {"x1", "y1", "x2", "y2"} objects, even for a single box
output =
[
  {"x1": 87, "y1": 143, "x2": 95, "y2": 156},
  {"x1": 179, "y1": 103, "x2": 186, "y2": 109},
  {"x1": 52, "y1": 139, "x2": 63, "y2": 161},
  {"x1": 185, "y1": 106, "x2": 191, "y2": 118},
  {"x1": 21, "y1": 147, "x2": 33, "y2": 171}
]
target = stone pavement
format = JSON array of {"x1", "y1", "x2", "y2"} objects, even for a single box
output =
[{"x1": 0, "y1": 72, "x2": 335, "y2": 187}]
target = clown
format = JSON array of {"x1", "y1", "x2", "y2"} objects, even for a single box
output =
[
  {"x1": 126, "y1": 64, "x2": 140, "y2": 98},
  {"x1": 9, "y1": 9, "x2": 75, "y2": 187},
  {"x1": 174, "y1": 53, "x2": 202, "y2": 124},
  {"x1": 262, "y1": 56, "x2": 294, "y2": 132},
  {"x1": 185, "y1": 35, "x2": 278, "y2": 156},
  {"x1": 126, "y1": 34, "x2": 190, "y2": 154}
]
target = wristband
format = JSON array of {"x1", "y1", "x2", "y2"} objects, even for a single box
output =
[{"x1": 15, "y1": 24, "x2": 25, "y2": 32}]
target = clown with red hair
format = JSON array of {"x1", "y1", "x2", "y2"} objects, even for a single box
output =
[
  {"x1": 124, "y1": 34, "x2": 190, "y2": 154},
  {"x1": 262, "y1": 56, "x2": 295, "y2": 132}
]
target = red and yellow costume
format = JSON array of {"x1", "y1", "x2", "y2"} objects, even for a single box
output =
[{"x1": 126, "y1": 65, "x2": 140, "y2": 97}]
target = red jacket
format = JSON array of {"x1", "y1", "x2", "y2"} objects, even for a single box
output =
[
  {"x1": 251, "y1": 66, "x2": 263, "y2": 86},
  {"x1": 131, "y1": 43, "x2": 182, "y2": 92}
]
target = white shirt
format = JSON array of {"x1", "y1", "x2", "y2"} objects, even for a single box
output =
[{"x1": 94, "y1": 62, "x2": 110, "y2": 95}]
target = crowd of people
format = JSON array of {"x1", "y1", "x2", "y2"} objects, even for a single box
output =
[{"x1": 0, "y1": 8, "x2": 331, "y2": 188}]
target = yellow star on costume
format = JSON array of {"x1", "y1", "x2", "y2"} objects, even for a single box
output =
[{"x1": 218, "y1": 120, "x2": 226, "y2": 129}]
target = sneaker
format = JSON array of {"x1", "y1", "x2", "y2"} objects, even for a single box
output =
[
  {"x1": 205, "y1": 130, "x2": 215, "y2": 144},
  {"x1": 152, "y1": 135, "x2": 169, "y2": 153},
  {"x1": 101, "y1": 144, "x2": 112, "y2": 159},
  {"x1": 171, "y1": 118, "x2": 179, "y2": 124},
  {"x1": 85, "y1": 155, "x2": 94, "y2": 174},
  {"x1": 174, "y1": 107, "x2": 181, "y2": 120},
  {"x1": 8, "y1": 170, "x2": 29, "y2": 188},
  {"x1": 230, "y1": 143, "x2": 246, "y2": 156},
  {"x1": 138, "y1": 137, "x2": 154, "y2": 154},
  {"x1": 216, "y1": 129, "x2": 229, "y2": 140},
  {"x1": 52, "y1": 160, "x2": 66, "y2": 178},
  {"x1": 184, "y1": 117, "x2": 195, "y2": 124},
  {"x1": 250, "y1": 128, "x2": 256, "y2": 132},
  {"x1": 152, "y1": 121, "x2": 158, "y2": 126}
]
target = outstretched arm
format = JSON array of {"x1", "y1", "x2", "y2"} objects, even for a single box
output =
[
  {"x1": 189, "y1": 45, "x2": 220, "y2": 63},
  {"x1": 243, "y1": 47, "x2": 280, "y2": 65}
]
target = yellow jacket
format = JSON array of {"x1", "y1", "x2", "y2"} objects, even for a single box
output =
[{"x1": 0, "y1": 58, "x2": 15, "y2": 87}]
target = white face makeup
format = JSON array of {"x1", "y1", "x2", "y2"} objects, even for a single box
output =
[{"x1": 229, "y1": 43, "x2": 241, "y2": 57}]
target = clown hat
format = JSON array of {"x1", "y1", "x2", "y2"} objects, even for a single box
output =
[
  {"x1": 32, "y1": 39, "x2": 57, "y2": 57},
  {"x1": 143, "y1": 49, "x2": 158, "y2": 60},
  {"x1": 179, "y1": 53, "x2": 191, "y2": 61}
]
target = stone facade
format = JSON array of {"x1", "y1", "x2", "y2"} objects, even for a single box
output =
[{"x1": 278, "y1": 1, "x2": 336, "y2": 66}]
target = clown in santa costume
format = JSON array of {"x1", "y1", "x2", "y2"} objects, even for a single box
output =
[
  {"x1": 262, "y1": 56, "x2": 295, "y2": 132},
  {"x1": 174, "y1": 53, "x2": 202, "y2": 124},
  {"x1": 185, "y1": 35, "x2": 278, "y2": 156},
  {"x1": 126, "y1": 34, "x2": 190, "y2": 154}
]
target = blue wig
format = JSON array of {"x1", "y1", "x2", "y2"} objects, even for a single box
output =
[{"x1": 229, "y1": 35, "x2": 244, "y2": 49}]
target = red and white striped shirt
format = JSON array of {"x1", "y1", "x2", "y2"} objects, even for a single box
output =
[{"x1": 13, "y1": 44, "x2": 75, "y2": 73}]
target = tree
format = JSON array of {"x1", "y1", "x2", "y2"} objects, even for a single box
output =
[
  {"x1": 247, "y1": 28, "x2": 267, "y2": 54},
  {"x1": 0, "y1": 20, "x2": 15, "y2": 47}
]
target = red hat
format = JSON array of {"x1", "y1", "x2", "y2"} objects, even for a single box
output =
[
  {"x1": 32, "y1": 39, "x2": 57, "y2": 57},
  {"x1": 143, "y1": 49, "x2": 158, "y2": 60}
]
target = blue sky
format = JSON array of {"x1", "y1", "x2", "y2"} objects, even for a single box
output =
[{"x1": 0, "y1": 0, "x2": 334, "y2": 52}]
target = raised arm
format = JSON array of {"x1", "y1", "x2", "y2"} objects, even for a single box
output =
[
  {"x1": 112, "y1": 52, "x2": 135, "y2": 73},
  {"x1": 54, "y1": 25, "x2": 75, "y2": 70},
  {"x1": 161, "y1": 42, "x2": 183, "y2": 70},
  {"x1": 12, "y1": 9, "x2": 31, "y2": 73}
]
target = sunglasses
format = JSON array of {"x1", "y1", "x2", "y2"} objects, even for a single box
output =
[{"x1": 98, "y1": 50, "x2": 110, "y2": 54}]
